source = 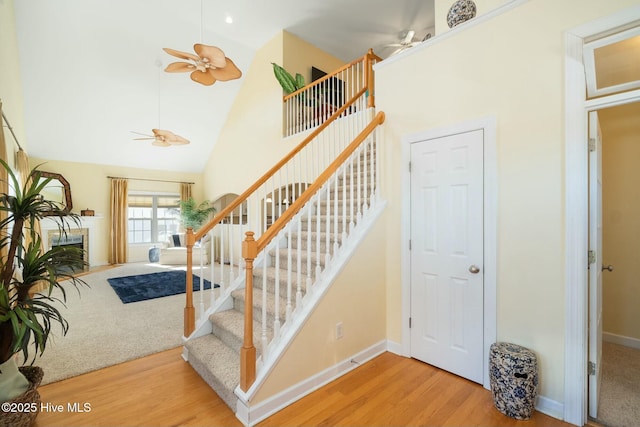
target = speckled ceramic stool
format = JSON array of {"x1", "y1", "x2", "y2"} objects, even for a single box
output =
[{"x1": 489, "y1": 342, "x2": 538, "y2": 420}]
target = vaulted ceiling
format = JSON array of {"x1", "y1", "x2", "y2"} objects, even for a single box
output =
[{"x1": 13, "y1": 0, "x2": 435, "y2": 173}]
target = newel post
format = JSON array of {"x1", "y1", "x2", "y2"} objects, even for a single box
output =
[
  {"x1": 184, "y1": 227, "x2": 195, "y2": 337},
  {"x1": 240, "y1": 231, "x2": 257, "y2": 392},
  {"x1": 366, "y1": 48, "x2": 375, "y2": 108}
]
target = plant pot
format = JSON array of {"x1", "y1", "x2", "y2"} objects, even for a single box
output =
[{"x1": 0, "y1": 365, "x2": 43, "y2": 427}]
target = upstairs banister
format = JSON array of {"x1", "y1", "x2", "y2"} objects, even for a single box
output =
[
  {"x1": 282, "y1": 49, "x2": 381, "y2": 103},
  {"x1": 184, "y1": 50, "x2": 381, "y2": 337}
]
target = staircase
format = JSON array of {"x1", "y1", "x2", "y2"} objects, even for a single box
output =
[
  {"x1": 179, "y1": 50, "x2": 384, "y2": 422},
  {"x1": 185, "y1": 141, "x2": 379, "y2": 410}
]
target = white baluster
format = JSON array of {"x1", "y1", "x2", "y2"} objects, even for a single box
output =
[
  {"x1": 273, "y1": 237, "x2": 281, "y2": 340},
  {"x1": 296, "y1": 215, "x2": 302, "y2": 308},
  {"x1": 286, "y1": 226, "x2": 292, "y2": 322},
  {"x1": 306, "y1": 198, "x2": 313, "y2": 294},
  {"x1": 262, "y1": 255, "x2": 268, "y2": 359}
]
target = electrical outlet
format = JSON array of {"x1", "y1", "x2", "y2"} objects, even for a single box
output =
[{"x1": 336, "y1": 322, "x2": 344, "y2": 339}]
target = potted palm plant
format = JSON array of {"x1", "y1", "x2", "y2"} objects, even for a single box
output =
[
  {"x1": 178, "y1": 197, "x2": 215, "y2": 231},
  {"x1": 0, "y1": 159, "x2": 85, "y2": 426}
]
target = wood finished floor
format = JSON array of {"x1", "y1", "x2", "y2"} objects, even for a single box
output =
[{"x1": 33, "y1": 348, "x2": 573, "y2": 427}]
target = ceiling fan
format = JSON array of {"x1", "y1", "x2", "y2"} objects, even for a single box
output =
[
  {"x1": 163, "y1": 44, "x2": 242, "y2": 86},
  {"x1": 131, "y1": 129, "x2": 190, "y2": 148},
  {"x1": 385, "y1": 30, "x2": 431, "y2": 57}
]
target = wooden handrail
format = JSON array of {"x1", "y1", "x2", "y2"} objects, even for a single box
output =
[
  {"x1": 191, "y1": 86, "x2": 367, "y2": 245},
  {"x1": 282, "y1": 49, "x2": 381, "y2": 102},
  {"x1": 184, "y1": 49, "x2": 380, "y2": 338},
  {"x1": 256, "y1": 111, "x2": 385, "y2": 252},
  {"x1": 239, "y1": 111, "x2": 385, "y2": 391}
]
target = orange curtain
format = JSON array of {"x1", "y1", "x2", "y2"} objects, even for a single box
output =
[
  {"x1": 109, "y1": 178, "x2": 128, "y2": 264},
  {"x1": 180, "y1": 182, "x2": 192, "y2": 202}
]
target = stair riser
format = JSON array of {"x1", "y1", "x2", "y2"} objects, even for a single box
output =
[
  {"x1": 269, "y1": 253, "x2": 326, "y2": 274},
  {"x1": 233, "y1": 290, "x2": 286, "y2": 329},
  {"x1": 300, "y1": 219, "x2": 350, "y2": 234},
  {"x1": 252, "y1": 270, "x2": 311, "y2": 299}
]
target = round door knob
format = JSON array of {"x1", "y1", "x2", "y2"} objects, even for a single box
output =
[
  {"x1": 601, "y1": 265, "x2": 614, "y2": 272},
  {"x1": 469, "y1": 265, "x2": 480, "y2": 274}
]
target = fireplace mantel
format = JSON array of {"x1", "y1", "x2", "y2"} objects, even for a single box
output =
[{"x1": 40, "y1": 216, "x2": 103, "y2": 267}]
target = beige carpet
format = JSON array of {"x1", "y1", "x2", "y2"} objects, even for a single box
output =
[
  {"x1": 23, "y1": 262, "x2": 227, "y2": 385},
  {"x1": 596, "y1": 341, "x2": 640, "y2": 427}
]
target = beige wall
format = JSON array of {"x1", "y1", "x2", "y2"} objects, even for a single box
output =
[
  {"x1": 29, "y1": 158, "x2": 203, "y2": 264},
  {"x1": 0, "y1": 0, "x2": 25, "y2": 166},
  {"x1": 375, "y1": 0, "x2": 639, "y2": 404},
  {"x1": 252, "y1": 212, "x2": 387, "y2": 404},
  {"x1": 201, "y1": 31, "x2": 345, "y2": 203},
  {"x1": 601, "y1": 102, "x2": 640, "y2": 342}
]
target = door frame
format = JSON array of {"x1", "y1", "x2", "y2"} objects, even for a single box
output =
[
  {"x1": 564, "y1": 5, "x2": 640, "y2": 426},
  {"x1": 400, "y1": 116, "x2": 497, "y2": 389}
]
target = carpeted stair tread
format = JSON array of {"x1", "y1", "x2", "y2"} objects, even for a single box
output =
[
  {"x1": 185, "y1": 334, "x2": 240, "y2": 410},
  {"x1": 253, "y1": 265, "x2": 314, "y2": 291},
  {"x1": 209, "y1": 309, "x2": 271, "y2": 356},
  {"x1": 231, "y1": 287, "x2": 289, "y2": 323}
]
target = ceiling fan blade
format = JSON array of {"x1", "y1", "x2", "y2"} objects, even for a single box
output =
[
  {"x1": 403, "y1": 30, "x2": 416, "y2": 44},
  {"x1": 210, "y1": 58, "x2": 242, "y2": 81},
  {"x1": 194, "y1": 44, "x2": 227, "y2": 68},
  {"x1": 162, "y1": 47, "x2": 199, "y2": 61},
  {"x1": 152, "y1": 139, "x2": 171, "y2": 147},
  {"x1": 130, "y1": 130, "x2": 153, "y2": 137},
  {"x1": 164, "y1": 62, "x2": 195, "y2": 73},
  {"x1": 133, "y1": 137, "x2": 155, "y2": 140},
  {"x1": 190, "y1": 69, "x2": 216, "y2": 86}
]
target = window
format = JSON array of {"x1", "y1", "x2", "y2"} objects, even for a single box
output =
[{"x1": 128, "y1": 194, "x2": 181, "y2": 244}]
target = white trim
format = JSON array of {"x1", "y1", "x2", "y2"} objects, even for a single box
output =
[
  {"x1": 375, "y1": 0, "x2": 529, "y2": 69},
  {"x1": 584, "y1": 26, "x2": 640, "y2": 98},
  {"x1": 386, "y1": 340, "x2": 403, "y2": 356},
  {"x1": 603, "y1": 332, "x2": 640, "y2": 350},
  {"x1": 584, "y1": 87, "x2": 640, "y2": 110},
  {"x1": 235, "y1": 340, "x2": 388, "y2": 426},
  {"x1": 564, "y1": 6, "x2": 640, "y2": 426},
  {"x1": 400, "y1": 116, "x2": 497, "y2": 390},
  {"x1": 536, "y1": 395, "x2": 565, "y2": 421}
]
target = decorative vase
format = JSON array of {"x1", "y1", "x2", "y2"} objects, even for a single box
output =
[
  {"x1": 447, "y1": 0, "x2": 477, "y2": 28},
  {"x1": 0, "y1": 364, "x2": 43, "y2": 427}
]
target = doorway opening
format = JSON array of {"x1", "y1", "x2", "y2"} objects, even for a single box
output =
[{"x1": 588, "y1": 101, "x2": 640, "y2": 426}]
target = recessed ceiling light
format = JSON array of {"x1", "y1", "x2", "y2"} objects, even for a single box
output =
[{"x1": 225, "y1": 15, "x2": 233, "y2": 24}]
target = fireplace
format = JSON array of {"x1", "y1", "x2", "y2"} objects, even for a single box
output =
[{"x1": 47, "y1": 228, "x2": 89, "y2": 272}]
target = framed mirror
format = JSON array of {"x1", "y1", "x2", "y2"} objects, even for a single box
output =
[{"x1": 38, "y1": 171, "x2": 73, "y2": 215}]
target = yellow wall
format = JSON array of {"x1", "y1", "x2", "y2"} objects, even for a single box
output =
[
  {"x1": 252, "y1": 211, "x2": 387, "y2": 404},
  {"x1": 601, "y1": 102, "x2": 640, "y2": 342},
  {"x1": 0, "y1": 0, "x2": 25, "y2": 166},
  {"x1": 201, "y1": 31, "x2": 345, "y2": 203},
  {"x1": 283, "y1": 31, "x2": 346, "y2": 84},
  {"x1": 375, "y1": 0, "x2": 639, "y2": 404},
  {"x1": 29, "y1": 157, "x2": 203, "y2": 264}
]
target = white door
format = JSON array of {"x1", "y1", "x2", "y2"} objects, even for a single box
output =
[
  {"x1": 409, "y1": 129, "x2": 484, "y2": 383},
  {"x1": 588, "y1": 110, "x2": 604, "y2": 419}
]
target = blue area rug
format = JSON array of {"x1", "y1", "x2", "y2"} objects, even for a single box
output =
[{"x1": 107, "y1": 270, "x2": 218, "y2": 304}]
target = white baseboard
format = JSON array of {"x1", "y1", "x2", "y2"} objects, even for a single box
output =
[
  {"x1": 535, "y1": 395, "x2": 564, "y2": 421},
  {"x1": 386, "y1": 339, "x2": 404, "y2": 356},
  {"x1": 236, "y1": 340, "x2": 387, "y2": 426},
  {"x1": 603, "y1": 331, "x2": 640, "y2": 350}
]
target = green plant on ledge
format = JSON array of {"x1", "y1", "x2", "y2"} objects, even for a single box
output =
[
  {"x1": 178, "y1": 197, "x2": 216, "y2": 231},
  {"x1": 0, "y1": 159, "x2": 86, "y2": 409},
  {"x1": 271, "y1": 62, "x2": 305, "y2": 95}
]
